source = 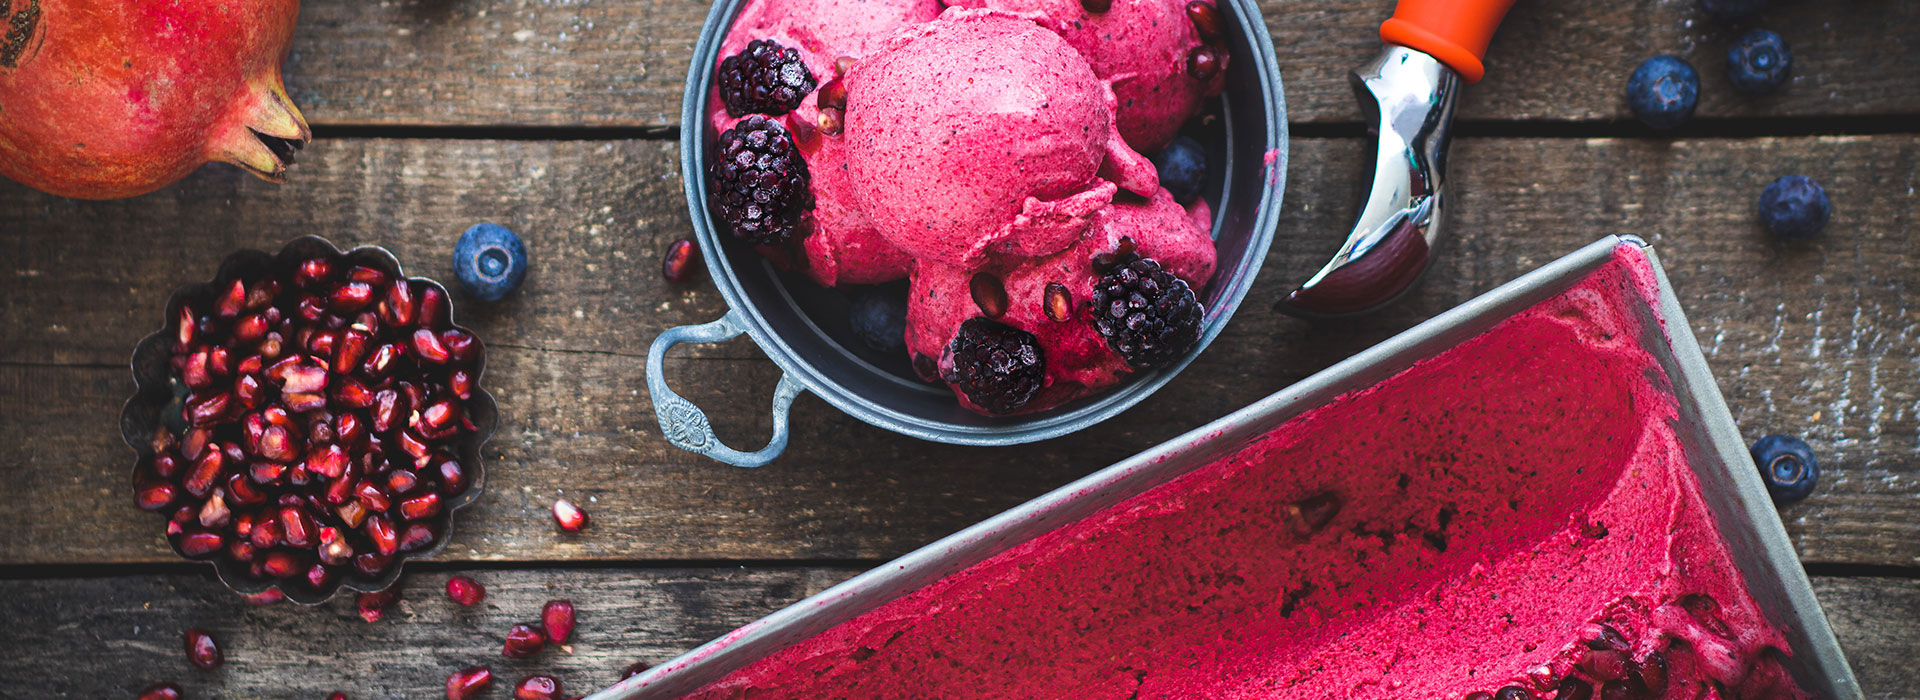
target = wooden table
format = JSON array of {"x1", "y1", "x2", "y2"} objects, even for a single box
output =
[{"x1": 3, "y1": 0, "x2": 1916, "y2": 697}]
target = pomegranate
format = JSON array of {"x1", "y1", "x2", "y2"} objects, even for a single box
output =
[
  {"x1": 445, "y1": 575, "x2": 485, "y2": 606},
  {"x1": 0, "y1": 0, "x2": 311, "y2": 199},
  {"x1": 551, "y1": 499, "x2": 587, "y2": 532},
  {"x1": 513, "y1": 675, "x2": 562, "y2": 700},
  {"x1": 541, "y1": 599, "x2": 575, "y2": 644},
  {"x1": 184, "y1": 627, "x2": 222, "y2": 670},
  {"x1": 502, "y1": 623, "x2": 546, "y2": 658}
]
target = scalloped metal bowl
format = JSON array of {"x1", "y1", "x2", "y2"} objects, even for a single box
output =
[
  {"x1": 651, "y1": 0, "x2": 1288, "y2": 466},
  {"x1": 121, "y1": 235, "x2": 496, "y2": 605}
]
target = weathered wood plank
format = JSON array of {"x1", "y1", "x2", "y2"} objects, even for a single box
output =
[
  {"x1": 279, "y1": 0, "x2": 1920, "y2": 127},
  {"x1": 1, "y1": 135, "x2": 1916, "y2": 567},
  {"x1": 0, "y1": 570, "x2": 1912, "y2": 699}
]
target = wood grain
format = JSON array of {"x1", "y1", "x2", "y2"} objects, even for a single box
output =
[
  {"x1": 0, "y1": 570, "x2": 1912, "y2": 699},
  {"x1": 2, "y1": 136, "x2": 1916, "y2": 568},
  {"x1": 278, "y1": 0, "x2": 1920, "y2": 128}
]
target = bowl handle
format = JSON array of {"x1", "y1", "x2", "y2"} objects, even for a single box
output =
[{"x1": 646, "y1": 310, "x2": 806, "y2": 467}]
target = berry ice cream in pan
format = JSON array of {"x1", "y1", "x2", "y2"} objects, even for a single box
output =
[
  {"x1": 705, "y1": 0, "x2": 1229, "y2": 416},
  {"x1": 660, "y1": 244, "x2": 1830, "y2": 700}
]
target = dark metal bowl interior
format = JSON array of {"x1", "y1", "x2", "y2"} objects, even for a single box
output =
[
  {"x1": 120, "y1": 235, "x2": 495, "y2": 605},
  {"x1": 680, "y1": 0, "x2": 1286, "y2": 444}
]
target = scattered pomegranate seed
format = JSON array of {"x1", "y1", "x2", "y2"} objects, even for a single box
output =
[
  {"x1": 1184, "y1": 0, "x2": 1223, "y2": 39},
  {"x1": 446, "y1": 576, "x2": 486, "y2": 606},
  {"x1": 502, "y1": 623, "x2": 546, "y2": 658},
  {"x1": 326, "y1": 693, "x2": 348, "y2": 700},
  {"x1": 551, "y1": 499, "x2": 587, "y2": 532},
  {"x1": 514, "y1": 675, "x2": 562, "y2": 700},
  {"x1": 969, "y1": 272, "x2": 1008, "y2": 318},
  {"x1": 541, "y1": 600, "x2": 576, "y2": 644},
  {"x1": 183, "y1": 628, "x2": 223, "y2": 670},
  {"x1": 138, "y1": 682, "x2": 184, "y2": 700},
  {"x1": 446, "y1": 666, "x2": 493, "y2": 700},
  {"x1": 357, "y1": 588, "x2": 401, "y2": 623},
  {"x1": 1043, "y1": 283, "x2": 1073, "y2": 322},
  {"x1": 241, "y1": 588, "x2": 286, "y2": 606},
  {"x1": 1187, "y1": 46, "x2": 1219, "y2": 81},
  {"x1": 662, "y1": 239, "x2": 699, "y2": 283}
]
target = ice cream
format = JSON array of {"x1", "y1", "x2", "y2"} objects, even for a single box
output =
[
  {"x1": 706, "y1": 0, "x2": 1227, "y2": 415},
  {"x1": 677, "y1": 248, "x2": 1811, "y2": 700}
]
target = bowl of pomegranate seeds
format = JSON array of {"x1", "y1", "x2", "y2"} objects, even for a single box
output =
[{"x1": 122, "y1": 235, "x2": 495, "y2": 604}]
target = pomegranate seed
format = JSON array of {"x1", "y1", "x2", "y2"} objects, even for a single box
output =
[
  {"x1": 262, "y1": 550, "x2": 304, "y2": 578},
  {"x1": 357, "y1": 481, "x2": 393, "y2": 513},
  {"x1": 249, "y1": 518, "x2": 282, "y2": 549},
  {"x1": 257, "y1": 331, "x2": 285, "y2": 360},
  {"x1": 1185, "y1": 0, "x2": 1223, "y2": 38},
  {"x1": 662, "y1": 239, "x2": 700, "y2": 283},
  {"x1": 1495, "y1": 686, "x2": 1536, "y2": 700},
  {"x1": 399, "y1": 491, "x2": 442, "y2": 520},
  {"x1": 371, "y1": 389, "x2": 408, "y2": 433},
  {"x1": 317, "y1": 526, "x2": 354, "y2": 565},
  {"x1": 307, "y1": 328, "x2": 340, "y2": 360},
  {"x1": 1637, "y1": 652, "x2": 1670, "y2": 696},
  {"x1": 331, "y1": 281, "x2": 376, "y2": 312},
  {"x1": 1557, "y1": 677, "x2": 1595, "y2": 700},
  {"x1": 326, "y1": 693, "x2": 347, "y2": 700},
  {"x1": 343, "y1": 265, "x2": 384, "y2": 286},
  {"x1": 502, "y1": 623, "x2": 546, "y2": 658},
  {"x1": 182, "y1": 350, "x2": 213, "y2": 390},
  {"x1": 276, "y1": 360, "x2": 329, "y2": 393},
  {"x1": 336, "y1": 499, "x2": 371, "y2": 528},
  {"x1": 183, "y1": 449, "x2": 225, "y2": 499},
  {"x1": 418, "y1": 285, "x2": 449, "y2": 329},
  {"x1": 396, "y1": 522, "x2": 437, "y2": 552},
  {"x1": 1044, "y1": 282, "x2": 1073, "y2": 322},
  {"x1": 542, "y1": 600, "x2": 576, "y2": 644},
  {"x1": 138, "y1": 682, "x2": 184, "y2": 700},
  {"x1": 305, "y1": 443, "x2": 349, "y2": 480},
  {"x1": 256, "y1": 424, "x2": 300, "y2": 463},
  {"x1": 384, "y1": 280, "x2": 418, "y2": 328},
  {"x1": 228, "y1": 473, "x2": 269, "y2": 505},
  {"x1": 296, "y1": 258, "x2": 334, "y2": 288},
  {"x1": 362, "y1": 343, "x2": 403, "y2": 379},
  {"x1": 207, "y1": 346, "x2": 233, "y2": 375},
  {"x1": 197, "y1": 488, "x2": 231, "y2": 528},
  {"x1": 357, "y1": 587, "x2": 400, "y2": 622},
  {"x1": 352, "y1": 552, "x2": 392, "y2": 579},
  {"x1": 177, "y1": 530, "x2": 224, "y2": 557},
  {"x1": 1081, "y1": 0, "x2": 1111, "y2": 11},
  {"x1": 397, "y1": 430, "x2": 433, "y2": 462},
  {"x1": 176, "y1": 304, "x2": 198, "y2": 346},
  {"x1": 421, "y1": 400, "x2": 461, "y2": 430},
  {"x1": 446, "y1": 667, "x2": 493, "y2": 700},
  {"x1": 335, "y1": 412, "x2": 367, "y2": 448},
  {"x1": 448, "y1": 369, "x2": 474, "y2": 400},
  {"x1": 365, "y1": 515, "x2": 398, "y2": 555},
  {"x1": 441, "y1": 329, "x2": 478, "y2": 364},
  {"x1": 216, "y1": 279, "x2": 248, "y2": 318},
  {"x1": 135, "y1": 480, "x2": 178, "y2": 511},
  {"x1": 387, "y1": 468, "x2": 421, "y2": 495},
  {"x1": 306, "y1": 562, "x2": 337, "y2": 590},
  {"x1": 187, "y1": 392, "x2": 233, "y2": 427},
  {"x1": 435, "y1": 457, "x2": 470, "y2": 495},
  {"x1": 237, "y1": 354, "x2": 265, "y2": 377},
  {"x1": 183, "y1": 628, "x2": 223, "y2": 670},
  {"x1": 818, "y1": 74, "x2": 848, "y2": 111},
  {"x1": 1187, "y1": 46, "x2": 1219, "y2": 81},
  {"x1": 412, "y1": 328, "x2": 451, "y2": 364},
  {"x1": 551, "y1": 499, "x2": 587, "y2": 532},
  {"x1": 246, "y1": 279, "x2": 279, "y2": 312},
  {"x1": 446, "y1": 576, "x2": 486, "y2": 606},
  {"x1": 284, "y1": 391, "x2": 326, "y2": 412},
  {"x1": 1580, "y1": 648, "x2": 1631, "y2": 681},
  {"x1": 294, "y1": 294, "x2": 327, "y2": 323},
  {"x1": 181, "y1": 427, "x2": 213, "y2": 461},
  {"x1": 242, "y1": 588, "x2": 286, "y2": 605},
  {"x1": 514, "y1": 675, "x2": 562, "y2": 700},
  {"x1": 152, "y1": 452, "x2": 183, "y2": 479},
  {"x1": 226, "y1": 538, "x2": 257, "y2": 563},
  {"x1": 335, "y1": 329, "x2": 372, "y2": 374},
  {"x1": 233, "y1": 313, "x2": 269, "y2": 343},
  {"x1": 235, "y1": 374, "x2": 266, "y2": 409},
  {"x1": 279, "y1": 505, "x2": 316, "y2": 548},
  {"x1": 334, "y1": 376, "x2": 375, "y2": 409}
]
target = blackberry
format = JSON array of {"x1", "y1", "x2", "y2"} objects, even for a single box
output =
[
  {"x1": 943, "y1": 318, "x2": 1045, "y2": 415},
  {"x1": 1089, "y1": 255, "x2": 1203, "y2": 369},
  {"x1": 709, "y1": 115, "x2": 812, "y2": 245},
  {"x1": 718, "y1": 39, "x2": 817, "y2": 117}
]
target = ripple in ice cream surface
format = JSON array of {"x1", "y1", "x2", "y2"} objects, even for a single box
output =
[{"x1": 706, "y1": 0, "x2": 1228, "y2": 416}]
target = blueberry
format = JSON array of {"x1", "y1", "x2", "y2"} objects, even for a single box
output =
[
  {"x1": 848, "y1": 285, "x2": 908, "y2": 355},
  {"x1": 1626, "y1": 56, "x2": 1699, "y2": 130},
  {"x1": 1727, "y1": 30, "x2": 1791, "y2": 94},
  {"x1": 1150, "y1": 136, "x2": 1207, "y2": 205},
  {"x1": 1758, "y1": 175, "x2": 1830, "y2": 239},
  {"x1": 1749, "y1": 434, "x2": 1818, "y2": 504},
  {"x1": 1700, "y1": 0, "x2": 1766, "y2": 22},
  {"x1": 452, "y1": 223, "x2": 529, "y2": 301}
]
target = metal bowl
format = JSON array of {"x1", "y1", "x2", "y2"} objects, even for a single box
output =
[
  {"x1": 121, "y1": 235, "x2": 496, "y2": 604},
  {"x1": 649, "y1": 0, "x2": 1288, "y2": 466}
]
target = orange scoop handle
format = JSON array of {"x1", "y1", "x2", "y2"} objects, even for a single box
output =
[{"x1": 1378, "y1": 0, "x2": 1517, "y2": 83}]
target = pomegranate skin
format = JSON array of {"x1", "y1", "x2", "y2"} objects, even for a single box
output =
[{"x1": 0, "y1": 0, "x2": 311, "y2": 199}]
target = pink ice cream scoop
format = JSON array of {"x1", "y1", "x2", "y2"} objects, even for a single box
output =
[
  {"x1": 843, "y1": 9, "x2": 1158, "y2": 270},
  {"x1": 944, "y1": 0, "x2": 1230, "y2": 152}
]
